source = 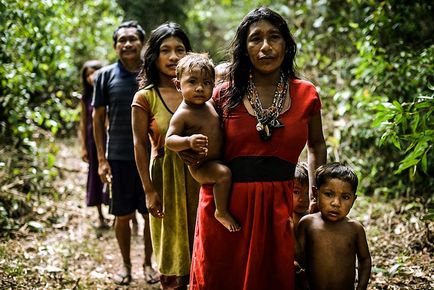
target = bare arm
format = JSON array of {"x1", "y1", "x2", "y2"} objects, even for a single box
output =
[
  {"x1": 79, "y1": 100, "x2": 88, "y2": 162},
  {"x1": 295, "y1": 217, "x2": 308, "y2": 269},
  {"x1": 165, "y1": 111, "x2": 190, "y2": 152},
  {"x1": 307, "y1": 111, "x2": 327, "y2": 212},
  {"x1": 166, "y1": 111, "x2": 208, "y2": 153},
  {"x1": 355, "y1": 223, "x2": 372, "y2": 290},
  {"x1": 93, "y1": 106, "x2": 111, "y2": 183},
  {"x1": 295, "y1": 217, "x2": 309, "y2": 290},
  {"x1": 132, "y1": 100, "x2": 164, "y2": 218}
]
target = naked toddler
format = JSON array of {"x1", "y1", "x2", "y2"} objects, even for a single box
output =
[
  {"x1": 297, "y1": 162, "x2": 371, "y2": 290},
  {"x1": 165, "y1": 53, "x2": 240, "y2": 232}
]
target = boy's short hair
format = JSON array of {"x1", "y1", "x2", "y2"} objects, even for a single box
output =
[
  {"x1": 176, "y1": 52, "x2": 215, "y2": 81},
  {"x1": 315, "y1": 162, "x2": 358, "y2": 193},
  {"x1": 113, "y1": 20, "x2": 146, "y2": 45},
  {"x1": 294, "y1": 162, "x2": 309, "y2": 186}
]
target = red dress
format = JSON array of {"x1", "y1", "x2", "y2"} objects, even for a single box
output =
[{"x1": 190, "y1": 79, "x2": 321, "y2": 290}]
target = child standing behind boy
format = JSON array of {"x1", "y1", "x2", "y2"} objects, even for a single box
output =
[
  {"x1": 297, "y1": 162, "x2": 371, "y2": 290},
  {"x1": 165, "y1": 53, "x2": 240, "y2": 232},
  {"x1": 293, "y1": 162, "x2": 310, "y2": 227}
]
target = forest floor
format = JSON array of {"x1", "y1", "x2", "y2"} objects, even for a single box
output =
[{"x1": 0, "y1": 138, "x2": 433, "y2": 289}]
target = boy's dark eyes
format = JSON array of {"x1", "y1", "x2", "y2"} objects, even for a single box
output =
[{"x1": 324, "y1": 192, "x2": 333, "y2": 197}]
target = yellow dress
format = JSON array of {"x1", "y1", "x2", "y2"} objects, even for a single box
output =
[{"x1": 132, "y1": 84, "x2": 200, "y2": 277}]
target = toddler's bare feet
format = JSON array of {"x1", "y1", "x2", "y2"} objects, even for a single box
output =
[{"x1": 215, "y1": 210, "x2": 241, "y2": 232}]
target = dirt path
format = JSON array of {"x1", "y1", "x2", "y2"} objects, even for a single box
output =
[
  {"x1": 0, "y1": 139, "x2": 159, "y2": 289},
  {"x1": 1, "y1": 138, "x2": 433, "y2": 289}
]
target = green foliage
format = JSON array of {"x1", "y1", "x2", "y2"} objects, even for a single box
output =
[
  {"x1": 116, "y1": 0, "x2": 189, "y2": 33},
  {"x1": 0, "y1": 0, "x2": 123, "y2": 230},
  {"x1": 278, "y1": 0, "x2": 434, "y2": 197},
  {"x1": 0, "y1": 0, "x2": 122, "y2": 145},
  {"x1": 349, "y1": 1, "x2": 434, "y2": 195},
  {"x1": 184, "y1": 0, "x2": 283, "y2": 61},
  {"x1": 373, "y1": 94, "x2": 434, "y2": 175}
]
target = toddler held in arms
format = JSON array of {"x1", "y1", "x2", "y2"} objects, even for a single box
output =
[
  {"x1": 296, "y1": 162, "x2": 371, "y2": 290},
  {"x1": 165, "y1": 53, "x2": 240, "y2": 232}
]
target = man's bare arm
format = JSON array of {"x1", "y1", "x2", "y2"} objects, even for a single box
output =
[{"x1": 93, "y1": 106, "x2": 111, "y2": 183}]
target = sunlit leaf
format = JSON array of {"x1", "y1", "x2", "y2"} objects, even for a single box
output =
[{"x1": 27, "y1": 221, "x2": 44, "y2": 232}]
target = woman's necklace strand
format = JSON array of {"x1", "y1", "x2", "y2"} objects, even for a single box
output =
[{"x1": 247, "y1": 73, "x2": 288, "y2": 140}]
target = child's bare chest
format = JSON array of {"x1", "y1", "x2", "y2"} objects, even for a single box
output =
[
  {"x1": 308, "y1": 222, "x2": 357, "y2": 254},
  {"x1": 185, "y1": 105, "x2": 223, "y2": 157},
  {"x1": 185, "y1": 106, "x2": 220, "y2": 134}
]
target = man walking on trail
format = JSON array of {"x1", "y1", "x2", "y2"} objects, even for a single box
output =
[{"x1": 92, "y1": 21, "x2": 159, "y2": 286}]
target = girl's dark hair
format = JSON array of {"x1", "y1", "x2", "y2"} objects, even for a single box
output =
[
  {"x1": 138, "y1": 22, "x2": 192, "y2": 88},
  {"x1": 80, "y1": 60, "x2": 103, "y2": 100},
  {"x1": 224, "y1": 7, "x2": 298, "y2": 112},
  {"x1": 315, "y1": 162, "x2": 359, "y2": 194}
]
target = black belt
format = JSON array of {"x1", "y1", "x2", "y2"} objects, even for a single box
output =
[{"x1": 227, "y1": 156, "x2": 296, "y2": 182}]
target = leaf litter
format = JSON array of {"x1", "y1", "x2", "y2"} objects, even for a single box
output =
[{"x1": 0, "y1": 138, "x2": 433, "y2": 289}]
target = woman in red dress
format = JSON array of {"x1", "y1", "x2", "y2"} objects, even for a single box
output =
[{"x1": 189, "y1": 7, "x2": 327, "y2": 290}]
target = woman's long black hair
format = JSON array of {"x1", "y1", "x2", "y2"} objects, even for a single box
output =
[
  {"x1": 80, "y1": 60, "x2": 103, "y2": 100},
  {"x1": 138, "y1": 22, "x2": 192, "y2": 88},
  {"x1": 224, "y1": 7, "x2": 298, "y2": 112}
]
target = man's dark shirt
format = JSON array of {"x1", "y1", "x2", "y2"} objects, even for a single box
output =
[{"x1": 92, "y1": 60, "x2": 139, "y2": 161}]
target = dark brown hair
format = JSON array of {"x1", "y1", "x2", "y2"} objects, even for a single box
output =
[
  {"x1": 176, "y1": 52, "x2": 215, "y2": 81},
  {"x1": 113, "y1": 20, "x2": 146, "y2": 45},
  {"x1": 80, "y1": 60, "x2": 103, "y2": 100},
  {"x1": 315, "y1": 162, "x2": 359, "y2": 194}
]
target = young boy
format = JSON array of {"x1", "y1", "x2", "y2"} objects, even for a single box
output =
[
  {"x1": 165, "y1": 53, "x2": 240, "y2": 232},
  {"x1": 293, "y1": 162, "x2": 310, "y2": 227},
  {"x1": 297, "y1": 162, "x2": 371, "y2": 290}
]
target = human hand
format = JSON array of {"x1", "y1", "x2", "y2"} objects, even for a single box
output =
[
  {"x1": 146, "y1": 191, "x2": 164, "y2": 218},
  {"x1": 81, "y1": 148, "x2": 89, "y2": 163},
  {"x1": 188, "y1": 134, "x2": 208, "y2": 152},
  {"x1": 98, "y1": 159, "x2": 112, "y2": 184},
  {"x1": 288, "y1": 216, "x2": 295, "y2": 236},
  {"x1": 294, "y1": 261, "x2": 305, "y2": 274},
  {"x1": 178, "y1": 149, "x2": 207, "y2": 166}
]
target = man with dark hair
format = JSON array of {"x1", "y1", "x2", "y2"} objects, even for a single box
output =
[
  {"x1": 92, "y1": 21, "x2": 159, "y2": 286},
  {"x1": 112, "y1": 20, "x2": 146, "y2": 45}
]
